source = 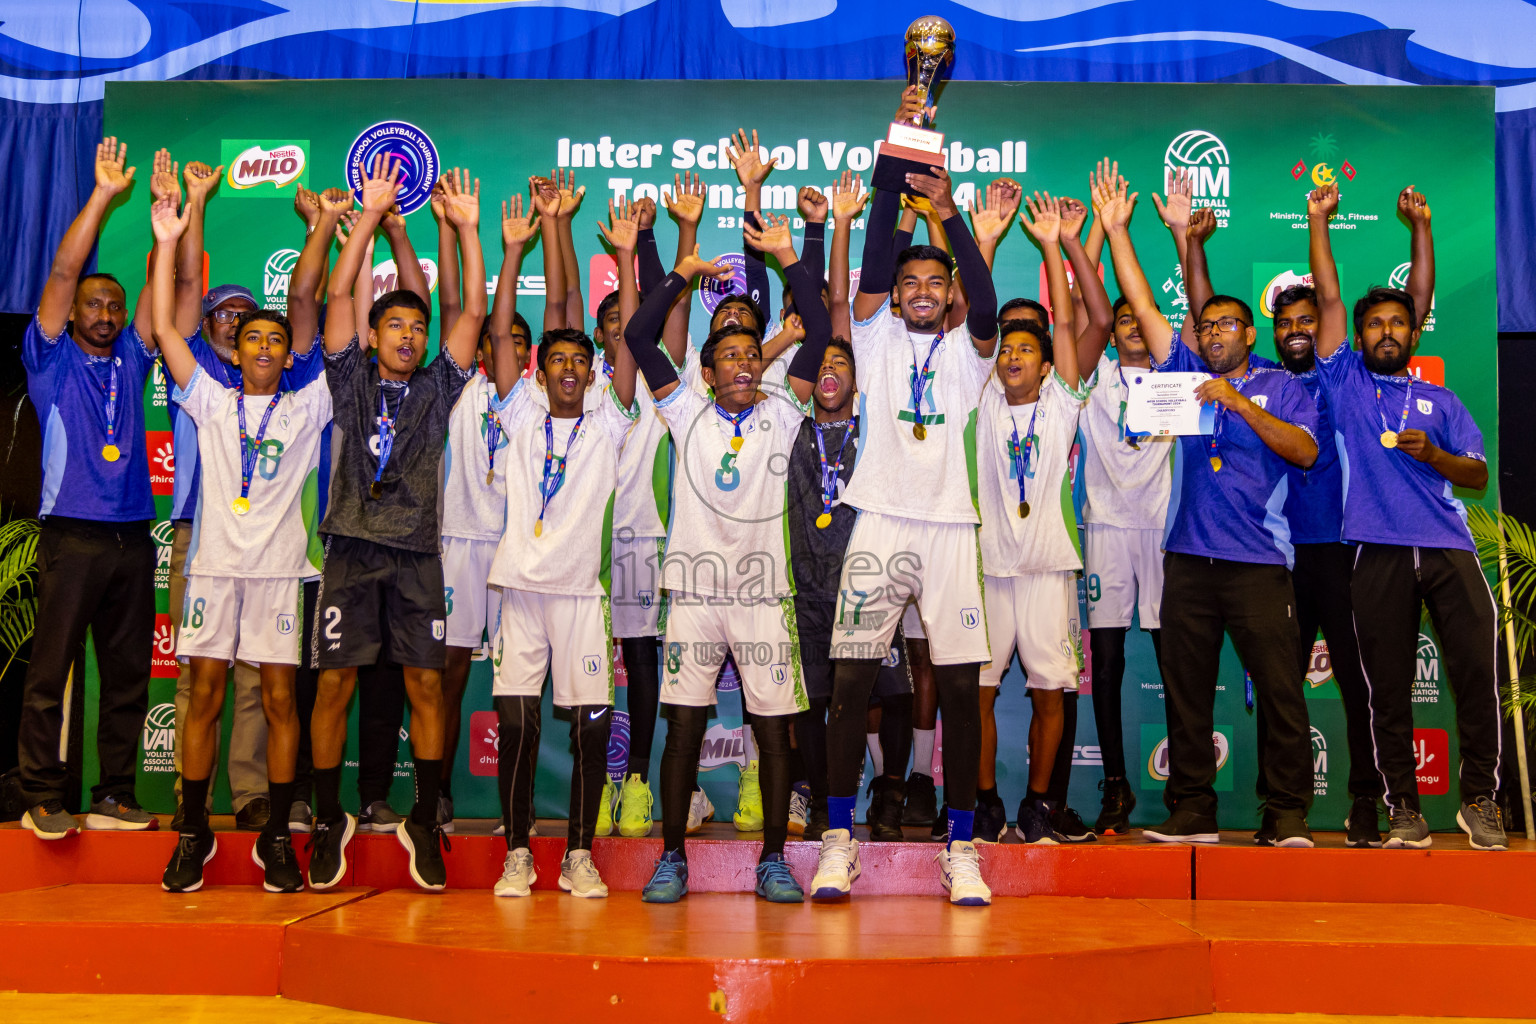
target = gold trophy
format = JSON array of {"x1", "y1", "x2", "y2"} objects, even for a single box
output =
[{"x1": 872, "y1": 16, "x2": 956, "y2": 194}]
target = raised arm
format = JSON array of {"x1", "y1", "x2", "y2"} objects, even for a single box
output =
[
  {"x1": 798, "y1": 186, "x2": 828, "y2": 284},
  {"x1": 1308, "y1": 183, "x2": 1347, "y2": 359},
  {"x1": 624, "y1": 248, "x2": 732, "y2": 402},
  {"x1": 379, "y1": 201, "x2": 429, "y2": 305},
  {"x1": 597, "y1": 197, "x2": 643, "y2": 410},
  {"x1": 633, "y1": 197, "x2": 665, "y2": 294},
  {"x1": 1399, "y1": 186, "x2": 1435, "y2": 333},
  {"x1": 325, "y1": 155, "x2": 401, "y2": 352},
  {"x1": 1059, "y1": 196, "x2": 1112, "y2": 367},
  {"x1": 1020, "y1": 192, "x2": 1079, "y2": 388},
  {"x1": 39, "y1": 137, "x2": 135, "y2": 338},
  {"x1": 972, "y1": 177, "x2": 1021, "y2": 271},
  {"x1": 729, "y1": 130, "x2": 777, "y2": 320},
  {"x1": 1182, "y1": 208, "x2": 1219, "y2": 352},
  {"x1": 828, "y1": 170, "x2": 868, "y2": 341},
  {"x1": 438, "y1": 168, "x2": 486, "y2": 372},
  {"x1": 663, "y1": 171, "x2": 706, "y2": 364},
  {"x1": 149, "y1": 197, "x2": 198, "y2": 389},
  {"x1": 1099, "y1": 180, "x2": 1176, "y2": 364},
  {"x1": 290, "y1": 188, "x2": 350, "y2": 355},
  {"x1": 1150, "y1": 167, "x2": 1192, "y2": 325},
  {"x1": 531, "y1": 177, "x2": 567, "y2": 333},
  {"x1": 489, "y1": 194, "x2": 538, "y2": 391},
  {"x1": 176, "y1": 157, "x2": 222, "y2": 338},
  {"x1": 430, "y1": 177, "x2": 462, "y2": 340},
  {"x1": 908, "y1": 166, "x2": 998, "y2": 356},
  {"x1": 551, "y1": 168, "x2": 586, "y2": 330},
  {"x1": 745, "y1": 214, "x2": 832, "y2": 407},
  {"x1": 334, "y1": 212, "x2": 376, "y2": 350}
]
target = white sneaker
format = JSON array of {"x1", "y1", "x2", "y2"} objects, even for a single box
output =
[
  {"x1": 686, "y1": 788, "x2": 715, "y2": 834},
  {"x1": 493, "y1": 848, "x2": 537, "y2": 897},
  {"x1": 809, "y1": 828, "x2": 862, "y2": 900},
  {"x1": 559, "y1": 849, "x2": 610, "y2": 898},
  {"x1": 937, "y1": 840, "x2": 992, "y2": 907},
  {"x1": 492, "y1": 820, "x2": 536, "y2": 838},
  {"x1": 787, "y1": 786, "x2": 810, "y2": 836}
]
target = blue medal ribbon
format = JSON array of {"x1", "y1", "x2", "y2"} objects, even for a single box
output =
[
  {"x1": 715, "y1": 403, "x2": 755, "y2": 452},
  {"x1": 235, "y1": 389, "x2": 281, "y2": 510},
  {"x1": 908, "y1": 330, "x2": 944, "y2": 435},
  {"x1": 812, "y1": 417, "x2": 854, "y2": 528},
  {"x1": 536, "y1": 413, "x2": 585, "y2": 536},
  {"x1": 1374, "y1": 377, "x2": 1413, "y2": 447},
  {"x1": 484, "y1": 388, "x2": 503, "y2": 481},
  {"x1": 1205, "y1": 369, "x2": 1253, "y2": 472},
  {"x1": 372, "y1": 386, "x2": 403, "y2": 496},
  {"x1": 1007, "y1": 401, "x2": 1040, "y2": 518}
]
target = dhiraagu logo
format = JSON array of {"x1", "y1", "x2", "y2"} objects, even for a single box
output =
[{"x1": 221, "y1": 140, "x2": 309, "y2": 196}]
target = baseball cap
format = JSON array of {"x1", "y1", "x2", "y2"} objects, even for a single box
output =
[{"x1": 202, "y1": 284, "x2": 257, "y2": 317}]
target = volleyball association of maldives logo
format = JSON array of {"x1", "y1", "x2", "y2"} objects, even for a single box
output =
[
  {"x1": 346, "y1": 120, "x2": 440, "y2": 216},
  {"x1": 1165, "y1": 129, "x2": 1230, "y2": 225},
  {"x1": 264, "y1": 248, "x2": 300, "y2": 311}
]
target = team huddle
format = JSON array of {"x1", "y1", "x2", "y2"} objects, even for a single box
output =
[{"x1": 16, "y1": 86, "x2": 1506, "y2": 909}]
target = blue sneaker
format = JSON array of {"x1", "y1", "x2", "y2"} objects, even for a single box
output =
[
  {"x1": 641, "y1": 850, "x2": 689, "y2": 903},
  {"x1": 754, "y1": 853, "x2": 804, "y2": 903}
]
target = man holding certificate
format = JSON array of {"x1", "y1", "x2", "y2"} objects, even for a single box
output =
[{"x1": 1099, "y1": 176, "x2": 1321, "y2": 847}]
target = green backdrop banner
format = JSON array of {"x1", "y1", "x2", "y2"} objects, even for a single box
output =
[{"x1": 99, "y1": 79, "x2": 1495, "y2": 830}]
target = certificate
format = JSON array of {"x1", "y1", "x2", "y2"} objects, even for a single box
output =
[{"x1": 1124, "y1": 371, "x2": 1216, "y2": 437}]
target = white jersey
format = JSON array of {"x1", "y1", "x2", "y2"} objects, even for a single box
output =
[
  {"x1": 174, "y1": 370, "x2": 330, "y2": 578},
  {"x1": 1080, "y1": 353, "x2": 1174, "y2": 529},
  {"x1": 844, "y1": 299, "x2": 994, "y2": 524},
  {"x1": 654, "y1": 382, "x2": 807, "y2": 602},
  {"x1": 600, "y1": 346, "x2": 697, "y2": 539},
  {"x1": 487, "y1": 380, "x2": 634, "y2": 597},
  {"x1": 977, "y1": 371, "x2": 1087, "y2": 577},
  {"x1": 441, "y1": 372, "x2": 509, "y2": 542}
]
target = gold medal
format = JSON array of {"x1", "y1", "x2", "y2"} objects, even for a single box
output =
[
  {"x1": 1380, "y1": 430, "x2": 1398, "y2": 449},
  {"x1": 816, "y1": 512, "x2": 832, "y2": 529},
  {"x1": 534, "y1": 520, "x2": 544, "y2": 538},
  {"x1": 369, "y1": 481, "x2": 383, "y2": 499},
  {"x1": 101, "y1": 444, "x2": 121, "y2": 462},
  {"x1": 231, "y1": 497, "x2": 250, "y2": 516},
  {"x1": 730, "y1": 436, "x2": 743, "y2": 453},
  {"x1": 1018, "y1": 501, "x2": 1030, "y2": 519},
  {"x1": 913, "y1": 423, "x2": 926, "y2": 441},
  {"x1": 1210, "y1": 456, "x2": 1223, "y2": 472},
  {"x1": 486, "y1": 468, "x2": 495, "y2": 486}
]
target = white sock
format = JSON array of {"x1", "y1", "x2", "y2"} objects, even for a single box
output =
[
  {"x1": 866, "y1": 733, "x2": 885, "y2": 778},
  {"x1": 913, "y1": 729, "x2": 936, "y2": 778},
  {"x1": 741, "y1": 723, "x2": 757, "y2": 764}
]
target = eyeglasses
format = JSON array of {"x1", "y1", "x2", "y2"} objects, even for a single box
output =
[
  {"x1": 1195, "y1": 316, "x2": 1247, "y2": 338},
  {"x1": 208, "y1": 309, "x2": 243, "y2": 325}
]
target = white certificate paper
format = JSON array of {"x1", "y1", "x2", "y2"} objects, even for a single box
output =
[{"x1": 1124, "y1": 371, "x2": 1217, "y2": 437}]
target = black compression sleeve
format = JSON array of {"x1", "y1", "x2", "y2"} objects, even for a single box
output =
[
  {"x1": 624, "y1": 272, "x2": 686, "y2": 390},
  {"x1": 893, "y1": 227, "x2": 914, "y2": 254},
  {"x1": 636, "y1": 228, "x2": 665, "y2": 296},
  {"x1": 743, "y1": 210, "x2": 772, "y2": 319},
  {"x1": 858, "y1": 189, "x2": 901, "y2": 296},
  {"x1": 784, "y1": 260, "x2": 831, "y2": 383},
  {"x1": 943, "y1": 213, "x2": 998, "y2": 341},
  {"x1": 801, "y1": 221, "x2": 826, "y2": 285}
]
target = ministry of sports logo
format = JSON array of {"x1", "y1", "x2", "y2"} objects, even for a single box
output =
[
  {"x1": 264, "y1": 248, "x2": 300, "y2": 312},
  {"x1": 1165, "y1": 129, "x2": 1230, "y2": 226},
  {"x1": 346, "y1": 120, "x2": 440, "y2": 216}
]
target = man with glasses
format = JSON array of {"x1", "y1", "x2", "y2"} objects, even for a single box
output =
[{"x1": 1100, "y1": 188, "x2": 1320, "y2": 847}]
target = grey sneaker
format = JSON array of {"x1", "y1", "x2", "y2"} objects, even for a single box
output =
[
  {"x1": 24, "y1": 800, "x2": 81, "y2": 840},
  {"x1": 437, "y1": 795, "x2": 455, "y2": 835},
  {"x1": 358, "y1": 799, "x2": 403, "y2": 833},
  {"x1": 559, "y1": 849, "x2": 609, "y2": 898},
  {"x1": 494, "y1": 848, "x2": 536, "y2": 897},
  {"x1": 1383, "y1": 807, "x2": 1433, "y2": 849},
  {"x1": 1457, "y1": 796, "x2": 1508, "y2": 851},
  {"x1": 289, "y1": 800, "x2": 313, "y2": 834},
  {"x1": 85, "y1": 793, "x2": 158, "y2": 831}
]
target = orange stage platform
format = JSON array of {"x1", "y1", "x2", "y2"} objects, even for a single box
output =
[{"x1": 2, "y1": 821, "x2": 1534, "y2": 1023}]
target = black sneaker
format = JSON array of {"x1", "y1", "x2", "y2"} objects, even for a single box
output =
[
  {"x1": 306, "y1": 812, "x2": 356, "y2": 890},
  {"x1": 903, "y1": 772, "x2": 938, "y2": 826},
  {"x1": 930, "y1": 802, "x2": 950, "y2": 841},
  {"x1": 866, "y1": 776, "x2": 906, "y2": 841},
  {"x1": 1093, "y1": 778, "x2": 1137, "y2": 836},
  {"x1": 1274, "y1": 813, "x2": 1314, "y2": 849},
  {"x1": 1253, "y1": 809, "x2": 1277, "y2": 847},
  {"x1": 1051, "y1": 805, "x2": 1099, "y2": 843},
  {"x1": 1345, "y1": 796, "x2": 1383, "y2": 848},
  {"x1": 235, "y1": 797, "x2": 271, "y2": 832},
  {"x1": 252, "y1": 831, "x2": 305, "y2": 892},
  {"x1": 974, "y1": 796, "x2": 1008, "y2": 844},
  {"x1": 1014, "y1": 798, "x2": 1063, "y2": 844},
  {"x1": 398, "y1": 816, "x2": 449, "y2": 891},
  {"x1": 806, "y1": 798, "x2": 830, "y2": 842},
  {"x1": 1142, "y1": 806, "x2": 1219, "y2": 844},
  {"x1": 162, "y1": 827, "x2": 217, "y2": 893}
]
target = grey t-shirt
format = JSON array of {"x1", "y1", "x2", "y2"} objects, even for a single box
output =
[{"x1": 320, "y1": 337, "x2": 473, "y2": 553}]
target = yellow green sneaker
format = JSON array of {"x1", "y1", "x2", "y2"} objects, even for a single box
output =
[
  {"x1": 733, "y1": 759, "x2": 764, "y2": 832},
  {"x1": 595, "y1": 777, "x2": 617, "y2": 837},
  {"x1": 618, "y1": 773, "x2": 654, "y2": 837}
]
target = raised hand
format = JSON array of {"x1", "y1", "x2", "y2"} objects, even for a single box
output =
[
  {"x1": 743, "y1": 212, "x2": 794, "y2": 256},
  {"x1": 530, "y1": 175, "x2": 562, "y2": 218},
  {"x1": 319, "y1": 187, "x2": 354, "y2": 218},
  {"x1": 778, "y1": 312, "x2": 806, "y2": 348},
  {"x1": 1020, "y1": 191, "x2": 1062, "y2": 246},
  {"x1": 894, "y1": 84, "x2": 935, "y2": 126},
  {"x1": 1309, "y1": 181, "x2": 1340, "y2": 220},
  {"x1": 664, "y1": 170, "x2": 706, "y2": 226},
  {"x1": 799, "y1": 186, "x2": 829, "y2": 224},
  {"x1": 150, "y1": 147, "x2": 180, "y2": 205},
  {"x1": 294, "y1": 186, "x2": 321, "y2": 228},
  {"x1": 992, "y1": 177, "x2": 1024, "y2": 223},
  {"x1": 727, "y1": 129, "x2": 775, "y2": 188},
  {"x1": 906, "y1": 165, "x2": 958, "y2": 218},
  {"x1": 429, "y1": 177, "x2": 448, "y2": 223},
  {"x1": 95, "y1": 136, "x2": 135, "y2": 197},
  {"x1": 830, "y1": 170, "x2": 869, "y2": 222},
  {"x1": 633, "y1": 195, "x2": 657, "y2": 230},
  {"x1": 501, "y1": 194, "x2": 539, "y2": 248},
  {"x1": 1088, "y1": 157, "x2": 1122, "y2": 215},
  {"x1": 1186, "y1": 206, "x2": 1217, "y2": 245},
  {"x1": 552, "y1": 167, "x2": 584, "y2": 218},
  {"x1": 1151, "y1": 166, "x2": 1192, "y2": 234},
  {"x1": 1097, "y1": 175, "x2": 1137, "y2": 234},
  {"x1": 441, "y1": 167, "x2": 480, "y2": 229},
  {"x1": 1398, "y1": 185, "x2": 1430, "y2": 226},
  {"x1": 149, "y1": 194, "x2": 189, "y2": 245},
  {"x1": 675, "y1": 245, "x2": 734, "y2": 283},
  {"x1": 359, "y1": 152, "x2": 403, "y2": 214},
  {"x1": 184, "y1": 160, "x2": 220, "y2": 203},
  {"x1": 970, "y1": 181, "x2": 1011, "y2": 245},
  {"x1": 599, "y1": 196, "x2": 641, "y2": 253},
  {"x1": 1059, "y1": 196, "x2": 1089, "y2": 241}
]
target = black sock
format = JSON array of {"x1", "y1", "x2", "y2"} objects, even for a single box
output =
[
  {"x1": 315, "y1": 766, "x2": 343, "y2": 823},
  {"x1": 182, "y1": 777, "x2": 211, "y2": 831},
  {"x1": 412, "y1": 758, "x2": 443, "y2": 827},
  {"x1": 978, "y1": 785, "x2": 1000, "y2": 805},
  {"x1": 440, "y1": 775, "x2": 454, "y2": 801},
  {"x1": 265, "y1": 780, "x2": 295, "y2": 837},
  {"x1": 1026, "y1": 788, "x2": 1051, "y2": 810}
]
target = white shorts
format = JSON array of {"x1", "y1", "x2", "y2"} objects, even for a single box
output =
[
  {"x1": 442, "y1": 535, "x2": 498, "y2": 649},
  {"x1": 980, "y1": 572, "x2": 1082, "y2": 690},
  {"x1": 1084, "y1": 524, "x2": 1164, "y2": 630},
  {"x1": 178, "y1": 575, "x2": 303, "y2": 666},
  {"x1": 901, "y1": 599, "x2": 925, "y2": 640},
  {"x1": 834, "y1": 511, "x2": 989, "y2": 665},
  {"x1": 492, "y1": 589, "x2": 614, "y2": 707},
  {"x1": 661, "y1": 597, "x2": 808, "y2": 717},
  {"x1": 611, "y1": 533, "x2": 664, "y2": 639}
]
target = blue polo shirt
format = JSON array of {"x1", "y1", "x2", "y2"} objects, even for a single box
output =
[
  {"x1": 1282, "y1": 369, "x2": 1344, "y2": 545},
  {"x1": 1155, "y1": 343, "x2": 1319, "y2": 568},
  {"x1": 24, "y1": 316, "x2": 157, "y2": 522},
  {"x1": 167, "y1": 330, "x2": 325, "y2": 520},
  {"x1": 1316, "y1": 345, "x2": 1483, "y2": 552}
]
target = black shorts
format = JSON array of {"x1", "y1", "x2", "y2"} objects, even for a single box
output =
[
  {"x1": 314, "y1": 535, "x2": 446, "y2": 671},
  {"x1": 795, "y1": 595, "x2": 911, "y2": 702}
]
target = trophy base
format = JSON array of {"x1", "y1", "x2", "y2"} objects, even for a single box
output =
[{"x1": 872, "y1": 145, "x2": 943, "y2": 196}]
